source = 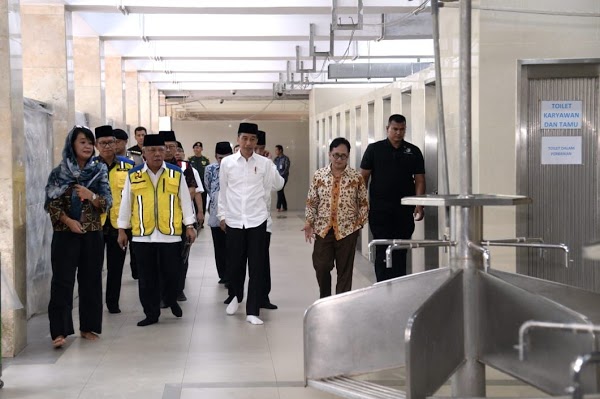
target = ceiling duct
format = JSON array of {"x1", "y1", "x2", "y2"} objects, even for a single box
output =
[{"x1": 328, "y1": 62, "x2": 433, "y2": 79}]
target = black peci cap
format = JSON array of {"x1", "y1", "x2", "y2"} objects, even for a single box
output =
[
  {"x1": 257, "y1": 130, "x2": 266, "y2": 146},
  {"x1": 158, "y1": 130, "x2": 176, "y2": 142},
  {"x1": 237, "y1": 122, "x2": 258, "y2": 136},
  {"x1": 215, "y1": 141, "x2": 233, "y2": 155},
  {"x1": 95, "y1": 125, "x2": 114, "y2": 139},
  {"x1": 143, "y1": 134, "x2": 165, "y2": 147},
  {"x1": 113, "y1": 128, "x2": 128, "y2": 140}
]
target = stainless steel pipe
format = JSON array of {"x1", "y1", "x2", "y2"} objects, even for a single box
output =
[
  {"x1": 385, "y1": 241, "x2": 455, "y2": 270},
  {"x1": 367, "y1": 239, "x2": 451, "y2": 263},
  {"x1": 483, "y1": 242, "x2": 570, "y2": 268},
  {"x1": 518, "y1": 321, "x2": 600, "y2": 361}
]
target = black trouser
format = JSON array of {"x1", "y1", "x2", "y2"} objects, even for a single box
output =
[
  {"x1": 369, "y1": 208, "x2": 415, "y2": 282},
  {"x1": 104, "y1": 231, "x2": 127, "y2": 310},
  {"x1": 226, "y1": 222, "x2": 267, "y2": 316},
  {"x1": 276, "y1": 179, "x2": 288, "y2": 210},
  {"x1": 179, "y1": 226, "x2": 190, "y2": 294},
  {"x1": 200, "y1": 192, "x2": 207, "y2": 216},
  {"x1": 129, "y1": 229, "x2": 138, "y2": 279},
  {"x1": 233, "y1": 231, "x2": 272, "y2": 305},
  {"x1": 210, "y1": 227, "x2": 227, "y2": 281},
  {"x1": 133, "y1": 242, "x2": 181, "y2": 321},
  {"x1": 263, "y1": 232, "x2": 272, "y2": 304},
  {"x1": 48, "y1": 231, "x2": 104, "y2": 340}
]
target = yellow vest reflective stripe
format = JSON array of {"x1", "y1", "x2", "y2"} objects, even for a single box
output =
[
  {"x1": 101, "y1": 158, "x2": 134, "y2": 227},
  {"x1": 130, "y1": 166, "x2": 184, "y2": 236}
]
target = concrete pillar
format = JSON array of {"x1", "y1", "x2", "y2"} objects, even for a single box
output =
[
  {"x1": 139, "y1": 80, "x2": 151, "y2": 132},
  {"x1": 21, "y1": 4, "x2": 74, "y2": 163},
  {"x1": 125, "y1": 71, "x2": 139, "y2": 130},
  {"x1": 150, "y1": 85, "x2": 159, "y2": 134},
  {"x1": 105, "y1": 55, "x2": 125, "y2": 128},
  {"x1": 73, "y1": 36, "x2": 104, "y2": 129},
  {"x1": 1, "y1": 0, "x2": 28, "y2": 357}
]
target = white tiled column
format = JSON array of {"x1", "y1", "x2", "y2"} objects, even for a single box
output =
[
  {"x1": 21, "y1": 3, "x2": 74, "y2": 163},
  {"x1": 1, "y1": 0, "x2": 27, "y2": 357},
  {"x1": 74, "y1": 36, "x2": 104, "y2": 128}
]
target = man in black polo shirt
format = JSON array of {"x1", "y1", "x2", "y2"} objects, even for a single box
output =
[{"x1": 360, "y1": 114, "x2": 426, "y2": 282}]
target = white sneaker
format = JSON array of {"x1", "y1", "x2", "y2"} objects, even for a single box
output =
[
  {"x1": 226, "y1": 299, "x2": 239, "y2": 315},
  {"x1": 246, "y1": 315, "x2": 264, "y2": 325}
]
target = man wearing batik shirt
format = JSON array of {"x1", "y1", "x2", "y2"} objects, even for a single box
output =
[
  {"x1": 204, "y1": 142, "x2": 233, "y2": 285},
  {"x1": 303, "y1": 137, "x2": 369, "y2": 298}
]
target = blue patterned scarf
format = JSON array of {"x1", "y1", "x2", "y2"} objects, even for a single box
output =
[{"x1": 44, "y1": 127, "x2": 109, "y2": 219}]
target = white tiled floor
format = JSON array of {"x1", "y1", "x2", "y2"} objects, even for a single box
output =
[{"x1": 1, "y1": 214, "x2": 546, "y2": 398}]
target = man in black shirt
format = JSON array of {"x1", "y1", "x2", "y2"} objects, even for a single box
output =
[{"x1": 360, "y1": 114, "x2": 425, "y2": 282}]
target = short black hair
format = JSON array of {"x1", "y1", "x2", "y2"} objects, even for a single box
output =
[
  {"x1": 193, "y1": 141, "x2": 203, "y2": 148},
  {"x1": 275, "y1": 145, "x2": 283, "y2": 152},
  {"x1": 388, "y1": 114, "x2": 406, "y2": 125},
  {"x1": 176, "y1": 141, "x2": 184, "y2": 150},
  {"x1": 134, "y1": 126, "x2": 147, "y2": 133},
  {"x1": 329, "y1": 137, "x2": 351, "y2": 152},
  {"x1": 72, "y1": 126, "x2": 95, "y2": 147}
]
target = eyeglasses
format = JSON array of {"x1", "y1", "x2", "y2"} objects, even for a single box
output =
[
  {"x1": 165, "y1": 144, "x2": 177, "y2": 150},
  {"x1": 97, "y1": 140, "x2": 115, "y2": 147},
  {"x1": 331, "y1": 153, "x2": 348, "y2": 160}
]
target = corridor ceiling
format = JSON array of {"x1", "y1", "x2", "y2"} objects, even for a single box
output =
[{"x1": 25, "y1": 0, "x2": 435, "y2": 119}]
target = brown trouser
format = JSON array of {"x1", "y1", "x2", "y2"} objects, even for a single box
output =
[{"x1": 312, "y1": 229, "x2": 359, "y2": 298}]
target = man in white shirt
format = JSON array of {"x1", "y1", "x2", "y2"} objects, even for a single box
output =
[
  {"x1": 218, "y1": 122, "x2": 284, "y2": 325},
  {"x1": 117, "y1": 134, "x2": 197, "y2": 327}
]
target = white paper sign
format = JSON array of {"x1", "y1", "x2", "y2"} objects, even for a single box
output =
[
  {"x1": 541, "y1": 136, "x2": 582, "y2": 165},
  {"x1": 541, "y1": 101, "x2": 582, "y2": 129}
]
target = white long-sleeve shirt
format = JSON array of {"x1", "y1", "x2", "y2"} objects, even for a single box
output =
[
  {"x1": 218, "y1": 151, "x2": 284, "y2": 229},
  {"x1": 191, "y1": 167, "x2": 205, "y2": 193},
  {"x1": 117, "y1": 162, "x2": 196, "y2": 243}
]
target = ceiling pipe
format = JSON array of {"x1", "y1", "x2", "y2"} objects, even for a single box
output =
[
  {"x1": 310, "y1": 23, "x2": 335, "y2": 58},
  {"x1": 332, "y1": 0, "x2": 364, "y2": 31},
  {"x1": 296, "y1": 46, "x2": 317, "y2": 73}
]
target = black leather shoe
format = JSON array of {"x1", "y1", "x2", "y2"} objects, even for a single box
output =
[
  {"x1": 223, "y1": 295, "x2": 235, "y2": 305},
  {"x1": 260, "y1": 302, "x2": 278, "y2": 310},
  {"x1": 171, "y1": 303, "x2": 183, "y2": 318},
  {"x1": 108, "y1": 307, "x2": 121, "y2": 314},
  {"x1": 177, "y1": 292, "x2": 187, "y2": 301},
  {"x1": 137, "y1": 318, "x2": 158, "y2": 327},
  {"x1": 218, "y1": 279, "x2": 228, "y2": 285},
  {"x1": 160, "y1": 300, "x2": 168, "y2": 309}
]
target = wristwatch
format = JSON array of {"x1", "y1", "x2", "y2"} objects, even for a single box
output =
[
  {"x1": 186, "y1": 224, "x2": 195, "y2": 229},
  {"x1": 92, "y1": 193, "x2": 97, "y2": 201}
]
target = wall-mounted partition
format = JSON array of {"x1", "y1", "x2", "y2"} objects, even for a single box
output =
[
  {"x1": 382, "y1": 97, "x2": 391, "y2": 133},
  {"x1": 354, "y1": 106, "x2": 362, "y2": 171},
  {"x1": 367, "y1": 102, "x2": 375, "y2": 146}
]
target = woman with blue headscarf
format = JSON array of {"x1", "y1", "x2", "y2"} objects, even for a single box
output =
[{"x1": 45, "y1": 126, "x2": 112, "y2": 348}]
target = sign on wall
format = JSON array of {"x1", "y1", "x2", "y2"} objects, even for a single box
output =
[
  {"x1": 541, "y1": 101, "x2": 582, "y2": 129},
  {"x1": 541, "y1": 136, "x2": 582, "y2": 165}
]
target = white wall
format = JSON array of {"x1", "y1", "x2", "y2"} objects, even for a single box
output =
[{"x1": 172, "y1": 119, "x2": 310, "y2": 212}]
